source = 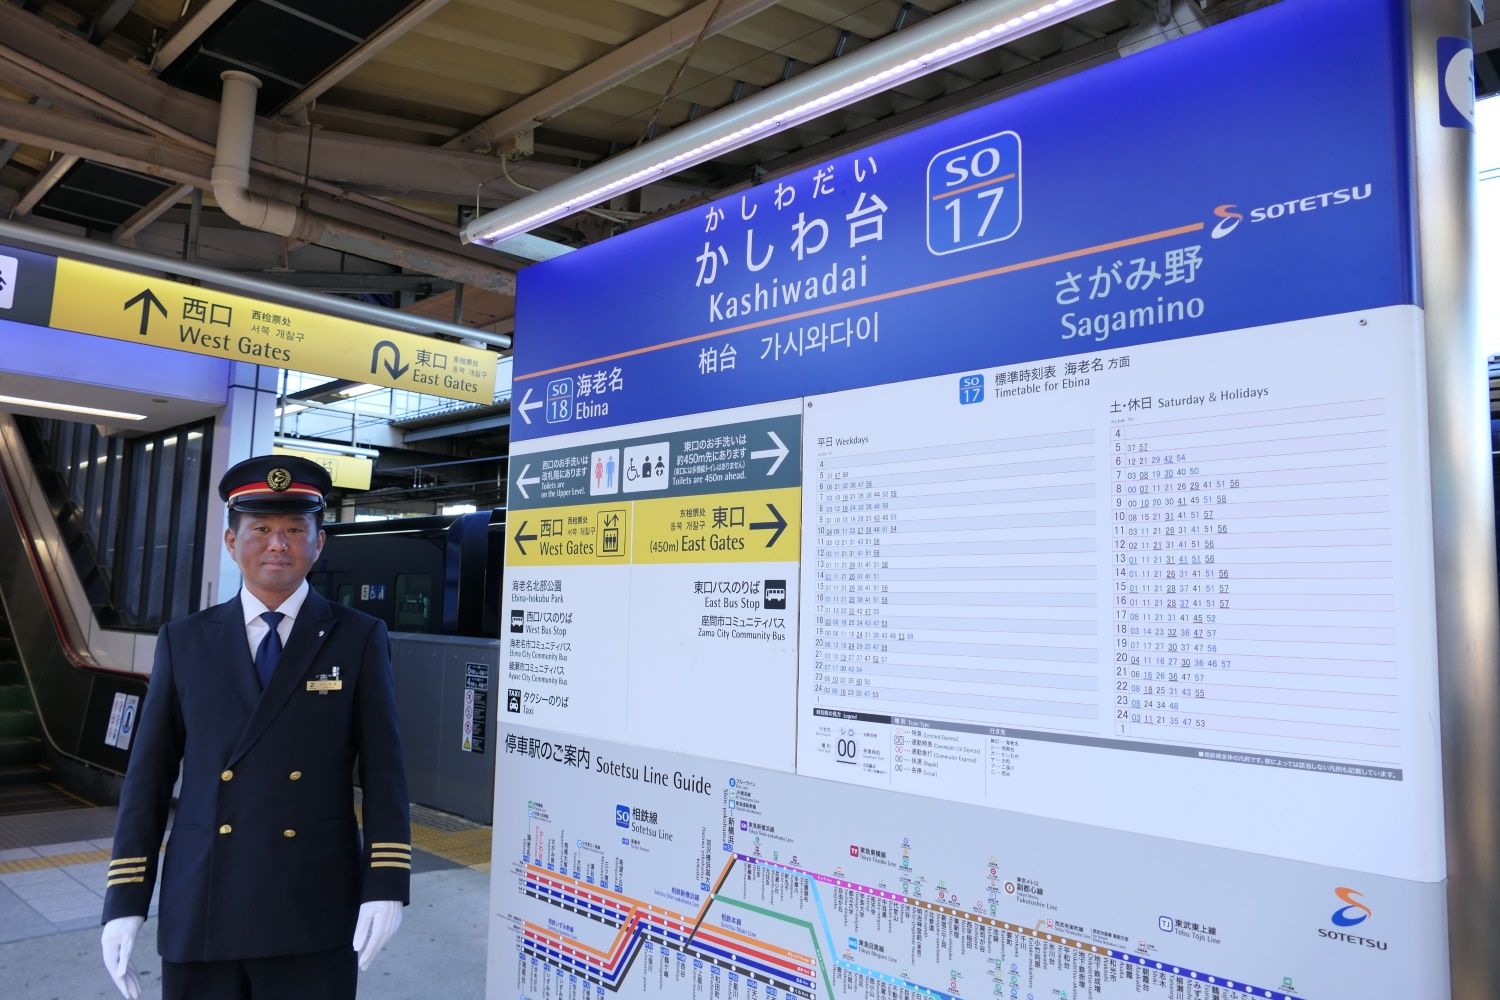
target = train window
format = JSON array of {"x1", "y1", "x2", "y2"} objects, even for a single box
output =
[
  {"x1": 394, "y1": 574, "x2": 432, "y2": 633},
  {"x1": 336, "y1": 584, "x2": 355, "y2": 607}
]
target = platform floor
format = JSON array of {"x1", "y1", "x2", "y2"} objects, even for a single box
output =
[{"x1": 0, "y1": 803, "x2": 492, "y2": 999}]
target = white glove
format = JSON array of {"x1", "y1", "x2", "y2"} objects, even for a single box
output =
[
  {"x1": 352, "y1": 899, "x2": 403, "y2": 971},
  {"x1": 100, "y1": 915, "x2": 144, "y2": 999}
]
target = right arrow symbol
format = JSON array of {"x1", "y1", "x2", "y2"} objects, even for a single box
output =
[
  {"x1": 513, "y1": 520, "x2": 537, "y2": 555},
  {"x1": 123, "y1": 288, "x2": 167, "y2": 336},
  {"x1": 749, "y1": 503, "x2": 788, "y2": 548},
  {"x1": 750, "y1": 431, "x2": 789, "y2": 476},
  {"x1": 514, "y1": 463, "x2": 540, "y2": 500}
]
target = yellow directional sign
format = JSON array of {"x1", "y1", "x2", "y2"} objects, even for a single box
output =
[
  {"x1": 634, "y1": 488, "x2": 800, "y2": 564},
  {"x1": 48, "y1": 257, "x2": 496, "y2": 404},
  {"x1": 508, "y1": 503, "x2": 631, "y2": 566},
  {"x1": 508, "y1": 490, "x2": 800, "y2": 567},
  {"x1": 272, "y1": 446, "x2": 373, "y2": 491}
]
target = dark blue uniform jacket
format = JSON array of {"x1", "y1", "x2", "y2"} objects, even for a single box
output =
[{"x1": 101, "y1": 590, "x2": 411, "y2": 962}]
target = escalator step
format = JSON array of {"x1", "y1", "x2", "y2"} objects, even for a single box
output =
[
  {"x1": 0, "y1": 781, "x2": 84, "y2": 816},
  {"x1": 0, "y1": 736, "x2": 43, "y2": 765},
  {"x1": 0, "y1": 708, "x2": 38, "y2": 738},
  {"x1": 0, "y1": 683, "x2": 29, "y2": 710},
  {"x1": 0, "y1": 762, "x2": 48, "y2": 786}
]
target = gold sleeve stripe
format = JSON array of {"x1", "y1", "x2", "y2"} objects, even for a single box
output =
[
  {"x1": 371, "y1": 851, "x2": 411, "y2": 860},
  {"x1": 370, "y1": 861, "x2": 412, "y2": 870},
  {"x1": 108, "y1": 865, "x2": 148, "y2": 876},
  {"x1": 109, "y1": 857, "x2": 148, "y2": 867},
  {"x1": 369, "y1": 842, "x2": 410, "y2": 850},
  {"x1": 107, "y1": 876, "x2": 146, "y2": 887}
]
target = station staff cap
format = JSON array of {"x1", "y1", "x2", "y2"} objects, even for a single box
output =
[{"x1": 219, "y1": 455, "x2": 332, "y2": 514}]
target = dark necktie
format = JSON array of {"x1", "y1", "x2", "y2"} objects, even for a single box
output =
[{"x1": 255, "y1": 611, "x2": 285, "y2": 689}]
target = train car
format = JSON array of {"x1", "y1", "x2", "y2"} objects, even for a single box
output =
[{"x1": 309, "y1": 508, "x2": 505, "y2": 637}]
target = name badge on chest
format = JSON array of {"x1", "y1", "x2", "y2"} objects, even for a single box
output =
[{"x1": 307, "y1": 666, "x2": 342, "y2": 694}]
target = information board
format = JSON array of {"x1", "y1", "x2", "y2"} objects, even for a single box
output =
[
  {"x1": 492, "y1": 728, "x2": 1445, "y2": 1000},
  {"x1": 503, "y1": 401, "x2": 802, "y2": 770},
  {"x1": 507, "y1": 0, "x2": 1411, "y2": 441},
  {"x1": 493, "y1": 1, "x2": 1450, "y2": 996},
  {"x1": 797, "y1": 309, "x2": 1441, "y2": 880},
  {"x1": 0, "y1": 243, "x2": 498, "y2": 402}
]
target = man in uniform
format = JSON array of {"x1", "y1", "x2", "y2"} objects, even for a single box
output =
[{"x1": 99, "y1": 455, "x2": 410, "y2": 999}]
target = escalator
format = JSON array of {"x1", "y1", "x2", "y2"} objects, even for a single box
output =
[
  {"x1": 0, "y1": 601, "x2": 84, "y2": 815},
  {"x1": 0, "y1": 412, "x2": 176, "y2": 813}
]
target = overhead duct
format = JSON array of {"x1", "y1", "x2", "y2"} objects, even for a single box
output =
[{"x1": 213, "y1": 71, "x2": 512, "y2": 293}]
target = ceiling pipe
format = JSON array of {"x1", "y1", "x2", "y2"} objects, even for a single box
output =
[
  {"x1": 0, "y1": 218, "x2": 511, "y2": 349},
  {"x1": 213, "y1": 71, "x2": 514, "y2": 293},
  {"x1": 0, "y1": 40, "x2": 480, "y2": 240}
]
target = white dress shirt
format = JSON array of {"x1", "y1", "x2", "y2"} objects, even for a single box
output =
[{"x1": 241, "y1": 580, "x2": 309, "y2": 662}]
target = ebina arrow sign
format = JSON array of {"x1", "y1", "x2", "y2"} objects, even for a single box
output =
[{"x1": 123, "y1": 288, "x2": 167, "y2": 336}]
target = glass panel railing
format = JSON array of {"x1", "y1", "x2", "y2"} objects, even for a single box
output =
[{"x1": 17, "y1": 416, "x2": 213, "y2": 633}]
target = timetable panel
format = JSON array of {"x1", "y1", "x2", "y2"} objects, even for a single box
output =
[{"x1": 797, "y1": 306, "x2": 1442, "y2": 880}]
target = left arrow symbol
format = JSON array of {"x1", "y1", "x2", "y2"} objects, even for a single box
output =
[
  {"x1": 515, "y1": 463, "x2": 541, "y2": 500},
  {"x1": 517, "y1": 387, "x2": 543, "y2": 425},
  {"x1": 513, "y1": 520, "x2": 537, "y2": 555},
  {"x1": 123, "y1": 288, "x2": 167, "y2": 336}
]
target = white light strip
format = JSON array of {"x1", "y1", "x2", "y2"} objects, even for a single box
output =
[
  {"x1": 273, "y1": 437, "x2": 380, "y2": 459},
  {"x1": 463, "y1": 0, "x2": 1107, "y2": 247},
  {"x1": 0, "y1": 393, "x2": 147, "y2": 421}
]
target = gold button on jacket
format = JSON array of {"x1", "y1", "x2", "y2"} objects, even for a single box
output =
[
  {"x1": 289, "y1": 771, "x2": 302, "y2": 781},
  {"x1": 218, "y1": 824, "x2": 232, "y2": 835},
  {"x1": 282, "y1": 829, "x2": 297, "y2": 839},
  {"x1": 220, "y1": 770, "x2": 233, "y2": 782}
]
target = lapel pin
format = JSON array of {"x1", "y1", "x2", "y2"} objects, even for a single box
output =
[{"x1": 318, "y1": 630, "x2": 325, "y2": 638}]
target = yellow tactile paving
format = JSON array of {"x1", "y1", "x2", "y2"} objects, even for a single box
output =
[
  {"x1": 410, "y1": 824, "x2": 491, "y2": 868},
  {"x1": 0, "y1": 808, "x2": 492, "y2": 877},
  {"x1": 355, "y1": 805, "x2": 492, "y2": 870},
  {"x1": 0, "y1": 849, "x2": 110, "y2": 875}
]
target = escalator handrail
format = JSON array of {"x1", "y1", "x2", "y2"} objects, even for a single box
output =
[{"x1": 0, "y1": 452, "x2": 138, "y2": 681}]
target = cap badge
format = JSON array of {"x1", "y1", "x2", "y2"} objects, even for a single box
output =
[{"x1": 267, "y1": 468, "x2": 293, "y2": 492}]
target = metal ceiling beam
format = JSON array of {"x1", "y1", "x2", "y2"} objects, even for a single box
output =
[
  {"x1": 752, "y1": 14, "x2": 1133, "y2": 187},
  {"x1": 0, "y1": 218, "x2": 512, "y2": 347},
  {"x1": 252, "y1": 271, "x2": 458, "y2": 293},
  {"x1": 0, "y1": 98, "x2": 516, "y2": 292},
  {"x1": 13, "y1": 153, "x2": 79, "y2": 217},
  {"x1": 403, "y1": 411, "x2": 511, "y2": 442},
  {"x1": 113, "y1": 183, "x2": 194, "y2": 244},
  {"x1": 88, "y1": 0, "x2": 139, "y2": 45},
  {"x1": 0, "y1": 96, "x2": 212, "y2": 187},
  {"x1": 0, "y1": 95, "x2": 509, "y2": 259},
  {"x1": 0, "y1": 5, "x2": 608, "y2": 202},
  {"x1": 445, "y1": 0, "x2": 782, "y2": 152},
  {"x1": 152, "y1": 0, "x2": 239, "y2": 72},
  {"x1": 0, "y1": 97, "x2": 51, "y2": 176},
  {"x1": 280, "y1": 0, "x2": 453, "y2": 119}
]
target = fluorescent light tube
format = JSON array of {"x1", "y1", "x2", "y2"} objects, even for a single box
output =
[
  {"x1": 0, "y1": 393, "x2": 147, "y2": 421},
  {"x1": 462, "y1": 0, "x2": 1109, "y2": 247}
]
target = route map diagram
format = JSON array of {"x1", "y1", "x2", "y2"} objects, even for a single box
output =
[{"x1": 490, "y1": 729, "x2": 1440, "y2": 1000}]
